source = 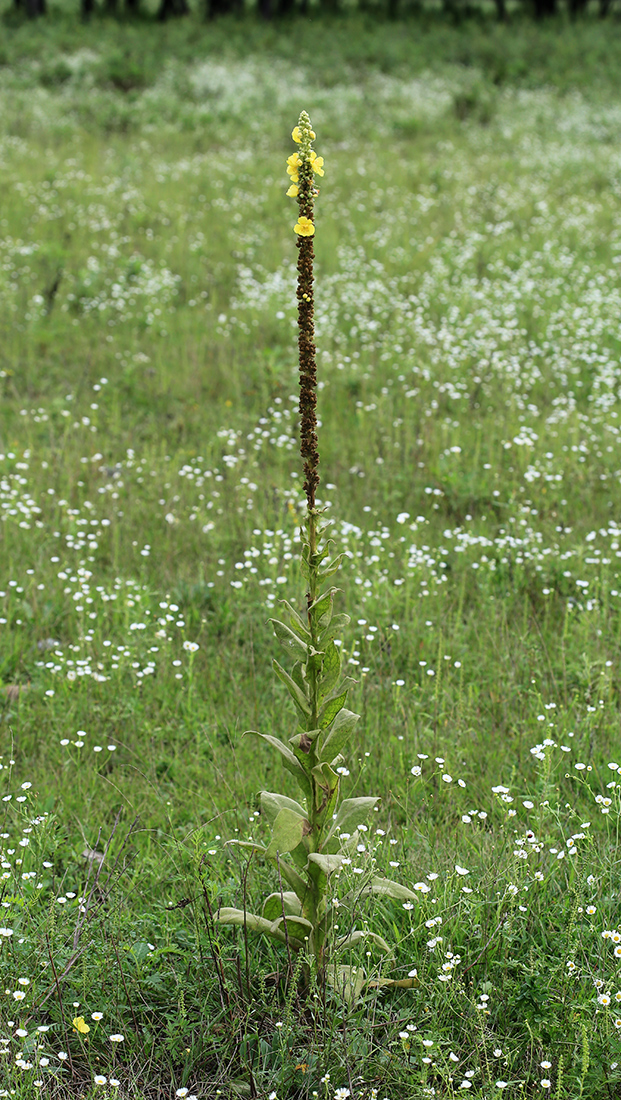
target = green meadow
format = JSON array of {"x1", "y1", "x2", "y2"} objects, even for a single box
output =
[{"x1": 2, "y1": 11, "x2": 621, "y2": 1099}]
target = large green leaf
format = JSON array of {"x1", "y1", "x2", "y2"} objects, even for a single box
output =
[
  {"x1": 269, "y1": 914, "x2": 314, "y2": 945},
  {"x1": 289, "y1": 727, "x2": 321, "y2": 757},
  {"x1": 317, "y1": 640, "x2": 341, "y2": 704},
  {"x1": 320, "y1": 708, "x2": 360, "y2": 759},
  {"x1": 318, "y1": 612, "x2": 350, "y2": 648},
  {"x1": 270, "y1": 618, "x2": 309, "y2": 659},
  {"x1": 273, "y1": 659, "x2": 311, "y2": 720},
  {"x1": 276, "y1": 600, "x2": 311, "y2": 643},
  {"x1": 367, "y1": 877, "x2": 418, "y2": 902},
  {"x1": 215, "y1": 908, "x2": 304, "y2": 949},
  {"x1": 335, "y1": 929, "x2": 393, "y2": 955},
  {"x1": 322, "y1": 829, "x2": 363, "y2": 859},
  {"x1": 245, "y1": 731, "x2": 311, "y2": 798},
  {"x1": 287, "y1": 839, "x2": 312, "y2": 870},
  {"x1": 290, "y1": 660, "x2": 306, "y2": 694},
  {"x1": 226, "y1": 839, "x2": 266, "y2": 855},
  {"x1": 260, "y1": 791, "x2": 307, "y2": 824},
  {"x1": 368, "y1": 975, "x2": 419, "y2": 990},
  {"x1": 324, "y1": 796, "x2": 380, "y2": 845},
  {"x1": 308, "y1": 587, "x2": 338, "y2": 631},
  {"x1": 265, "y1": 807, "x2": 310, "y2": 859},
  {"x1": 261, "y1": 891, "x2": 302, "y2": 922},
  {"x1": 307, "y1": 851, "x2": 344, "y2": 875},
  {"x1": 318, "y1": 688, "x2": 348, "y2": 730},
  {"x1": 311, "y1": 761, "x2": 340, "y2": 827},
  {"x1": 215, "y1": 908, "x2": 274, "y2": 936},
  {"x1": 268, "y1": 855, "x2": 309, "y2": 901}
]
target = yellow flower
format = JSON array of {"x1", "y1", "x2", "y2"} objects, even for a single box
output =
[
  {"x1": 292, "y1": 125, "x2": 315, "y2": 143},
  {"x1": 73, "y1": 1016, "x2": 90, "y2": 1034},
  {"x1": 309, "y1": 150, "x2": 325, "y2": 177},
  {"x1": 294, "y1": 216, "x2": 315, "y2": 237},
  {"x1": 286, "y1": 152, "x2": 300, "y2": 184},
  {"x1": 286, "y1": 184, "x2": 299, "y2": 198}
]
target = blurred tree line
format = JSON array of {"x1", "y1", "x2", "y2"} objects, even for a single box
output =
[{"x1": 11, "y1": 0, "x2": 617, "y2": 31}]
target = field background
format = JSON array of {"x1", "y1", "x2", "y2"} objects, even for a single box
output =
[{"x1": 2, "y1": 10, "x2": 621, "y2": 1100}]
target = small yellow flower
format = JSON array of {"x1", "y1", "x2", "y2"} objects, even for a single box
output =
[
  {"x1": 292, "y1": 125, "x2": 315, "y2": 143},
  {"x1": 309, "y1": 150, "x2": 325, "y2": 177},
  {"x1": 286, "y1": 184, "x2": 299, "y2": 198},
  {"x1": 286, "y1": 152, "x2": 301, "y2": 171},
  {"x1": 294, "y1": 216, "x2": 315, "y2": 237},
  {"x1": 73, "y1": 1017, "x2": 90, "y2": 1035}
]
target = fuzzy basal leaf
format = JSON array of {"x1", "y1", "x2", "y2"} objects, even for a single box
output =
[
  {"x1": 261, "y1": 891, "x2": 302, "y2": 922},
  {"x1": 335, "y1": 929, "x2": 393, "y2": 956},
  {"x1": 215, "y1": 908, "x2": 274, "y2": 936},
  {"x1": 368, "y1": 976, "x2": 420, "y2": 990},
  {"x1": 269, "y1": 914, "x2": 314, "y2": 943},
  {"x1": 367, "y1": 876, "x2": 418, "y2": 902},
  {"x1": 264, "y1": 807, "x2": 310, "y2": 859},
  {"x1": 307, "y1": 851, "x2": 345, "y2": 875},
  {"x1": 271, "y1": 857, "x2": 309, "y2": 902},
  {"x1": 260, "y1": 791, "x2": 307, "y2": 824},
  {"x1": 215, "y1": 908, "x2": 305, "y2": 949},
  {"x1": 226, "y1": 839, "x2": 267, "y2": 855}
]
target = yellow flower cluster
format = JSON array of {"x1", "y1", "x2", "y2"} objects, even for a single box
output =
[
  {"x1": 286, "y1": 114, "x2": 324, "y2": 236},
  {"x1": 286, "y1": 151, "x2": 301, "y2": 195},
  {"x1": 286, "y1": 149, "x2": 325, "y2": 190}
]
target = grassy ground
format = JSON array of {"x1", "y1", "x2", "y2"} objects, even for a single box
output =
[{"x1": 2, "y1": 12, "x2": 621, "y2": 1100}]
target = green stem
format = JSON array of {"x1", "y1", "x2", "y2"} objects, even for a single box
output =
[
  {"x1": 306, "y1": 506, "x2": 324, "y2": 969},
  {"x1": 307, "y1": 508, "x2": 319, "y2": 727}
]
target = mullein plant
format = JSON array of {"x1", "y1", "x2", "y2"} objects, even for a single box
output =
[{"x1": 216, "y1": 113, "x2": 417, "y2": 998}]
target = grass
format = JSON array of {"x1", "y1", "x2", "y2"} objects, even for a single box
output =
[{"x1": 2, "y1": 10, "x2": 621, "y2": 1100}]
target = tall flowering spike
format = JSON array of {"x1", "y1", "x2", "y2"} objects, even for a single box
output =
[
  {"x1": 286, "y1": 111, "x2": 324, "y2": 510},
  {"x1": 216, "y1": 114, "x2": 412, "y2": 985}
]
